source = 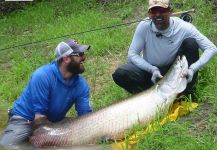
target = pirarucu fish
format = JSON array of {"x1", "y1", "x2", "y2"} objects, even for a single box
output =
[{"x1": 30, "y1": 56, "x2": 188, "y2": 147}]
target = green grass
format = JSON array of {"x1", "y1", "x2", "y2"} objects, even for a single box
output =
[
  {"x1": 0, "y1": 0, "x2": 136, "y2": 103},
  {"x1": 0, "y1": 0, "x2": 217, "y2": 149}
]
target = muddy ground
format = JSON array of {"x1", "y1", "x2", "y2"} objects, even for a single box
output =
[{"x1": 178, "y1": 99, "x2": 217, "y2": 140}]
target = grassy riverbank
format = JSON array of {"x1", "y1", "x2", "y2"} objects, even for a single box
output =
[{"x1": 0, "y1": 0, "x2": 217, "y2": 149}]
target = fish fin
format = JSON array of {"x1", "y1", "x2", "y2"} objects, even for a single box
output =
[
  {"x1": 33, "y1": 125, "x2": 52, "y2": 135},
  {"x1": 98, "y1": 136, "x2": 115, "y2": 144}
]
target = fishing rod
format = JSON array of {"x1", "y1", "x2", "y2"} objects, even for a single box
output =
[
  {"x1": 172, "y1": 9, "x2": 195, "y2": 23},
  {"x1": 0, "y1": 9, "x2": 195, "y2": 52}
]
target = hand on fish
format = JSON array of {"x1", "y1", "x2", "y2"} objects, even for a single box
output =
[
  {"x1": 151, "y1": 68, "x2": 163, "y2": 84},
  {"x1": 30, "y1": 118, "x2": 54, "y2": 130},
  {"x1": 181, "y1": 68, "x2": 194, "y2": 83},
  {"x1": 151, "y1": 67, "x2": 194, "y2": 84}
]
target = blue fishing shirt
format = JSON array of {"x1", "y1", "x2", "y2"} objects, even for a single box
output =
[{"x1": 12, "y1": 61, "x2": 92, "y2": 122}]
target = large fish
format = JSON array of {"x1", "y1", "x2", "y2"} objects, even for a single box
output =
[{"x1": 30, "y1": 56, "x2": 188, "y2": 148}]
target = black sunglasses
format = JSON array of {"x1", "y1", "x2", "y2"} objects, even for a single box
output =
[
  {"x1": 70, "y1": 52, "x2": 84, "y2": 57},
  {"x1": 148, "y1": 7, "x2": 170, "y2": 15}
]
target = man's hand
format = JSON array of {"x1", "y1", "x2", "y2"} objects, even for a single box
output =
[
  {"x1": 30, "y1": 114, "x2": 53, "y2": 130},
  {"x1": 182, "y1": 68, "x2": 194, "y2": 83},
  {"x1": 151, "y1": 69, "x2": 163, "y2": 84}
]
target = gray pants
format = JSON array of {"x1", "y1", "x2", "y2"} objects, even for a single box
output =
[{"x1": 0, "y1": 115, "x2": 32, "y2": 146}]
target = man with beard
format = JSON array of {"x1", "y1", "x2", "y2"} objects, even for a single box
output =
[
  {"x1": 0, "y1": 39, "x2": 92, "y2": 146},
  {"x1": 112, "y1": 0, "x2": 217, "y2": 99}
]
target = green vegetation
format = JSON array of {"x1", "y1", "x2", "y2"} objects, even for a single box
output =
[{"x1": 0, "y1": 0, "x2": 217, "y2": 149}]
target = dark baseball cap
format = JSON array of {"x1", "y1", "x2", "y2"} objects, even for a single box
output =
[{"x1": 55, "y1": 39, "x2": 90, "y2": 59}]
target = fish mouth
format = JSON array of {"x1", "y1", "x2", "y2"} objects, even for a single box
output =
[{"x1": 179, "y1": 56, "x2": 188, "y2": 70}]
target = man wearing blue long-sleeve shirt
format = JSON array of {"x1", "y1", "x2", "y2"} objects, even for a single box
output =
[
  {"x1": 0, "y1": 39, "x2": 92, "y2": 146},
  {"x1": 113, "y1": 0, "x2": 217, "y2": 98}
]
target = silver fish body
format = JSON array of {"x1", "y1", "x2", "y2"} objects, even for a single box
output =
[{"x1": 30, "y1": 56, "x2": 188, "y2": 147}]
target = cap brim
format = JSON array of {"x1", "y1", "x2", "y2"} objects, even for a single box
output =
[
  {"x1": 78, "y1": 45, "x2": 91, "y2": 53},
  {"x1": 148, "y1": 4, "x2": 169, "y2": 10}
]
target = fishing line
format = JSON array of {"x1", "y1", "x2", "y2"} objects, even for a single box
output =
[
  {"x1": 0, "y1": 19, "x2": 143, "y2": 52},
  {"x1": 0, "y1": 9, "x2": 194, "y2": 52}
]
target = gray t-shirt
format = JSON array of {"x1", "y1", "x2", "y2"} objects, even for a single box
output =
[{"x1": 128, "y1": 17, "x2": 217, "y2": 73}]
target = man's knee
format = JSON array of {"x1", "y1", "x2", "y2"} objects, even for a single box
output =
[
  {"x1": 179, "y1": 38, "x2": 199, "y2": 65},
  {"x1": 0, "y1": 116, "x2": 32, "y2": 146},
  {"x1": 0, "y1": 128, "x2": 32, "y2": 146},
  {"x1": 182, "y1": 38, "x2": 199, "y2": 51},
  {"x1": 112, "y1": 67, "x2": 128, "y2": 85}
]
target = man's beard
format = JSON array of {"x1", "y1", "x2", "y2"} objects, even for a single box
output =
[{"x1": 67, "y1": 62, "x2": 84, "y2": 74}]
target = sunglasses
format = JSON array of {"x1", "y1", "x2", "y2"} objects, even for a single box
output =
[
  {"x1": 70, "y1": 52, "x2": 84, "y2": 57},
  {"x1": 148, "y1": 7, "x2": 170, "y2": 15}
]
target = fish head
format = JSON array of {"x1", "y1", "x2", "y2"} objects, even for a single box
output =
[{"x1": 158, "y1": 56, "x2": 188, "y2": 95}]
